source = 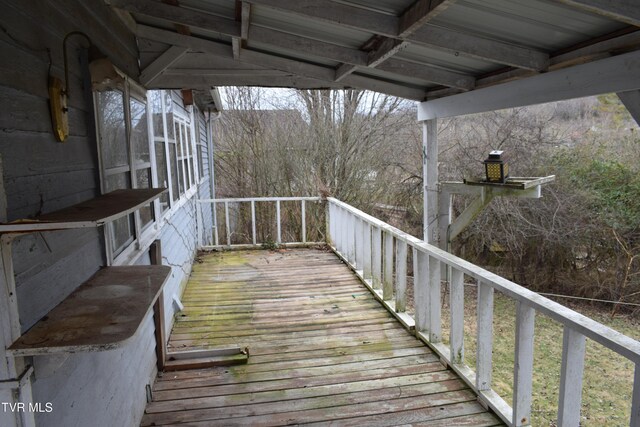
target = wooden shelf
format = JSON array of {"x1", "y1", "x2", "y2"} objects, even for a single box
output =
[
  {"x1": 463, "y1": 175, "x2": 555, "y2": 190},
  {"x1": 8, "y1": 265, "x2": 171, "y2": 356},
  {"x1": 0, "y1": 188, "x2": 167, "y2": 233}
]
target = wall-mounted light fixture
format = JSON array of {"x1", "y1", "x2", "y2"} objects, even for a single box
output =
[{"x1": 49, "y1": 32, "x2": 122, "y2": 142}]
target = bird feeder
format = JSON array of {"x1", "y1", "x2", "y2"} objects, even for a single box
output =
[{"x1": 484, "y1": 150, "x2": 509, "y2": 183}]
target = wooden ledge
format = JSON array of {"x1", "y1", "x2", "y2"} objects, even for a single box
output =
[
  {"x1": 0, "y1": 188, "x2": 167, "y2": 234},
  {"x1": 8, "y1": 265, "x2": 171, "y2": 356}
]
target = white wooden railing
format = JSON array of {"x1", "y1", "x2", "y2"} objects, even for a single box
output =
[
  {"x1": 326, "y1": 197, "x2": 640, "y2": 427},
  {"x1": 197, "y1": 197, "x2": 324, "y2": 249}
]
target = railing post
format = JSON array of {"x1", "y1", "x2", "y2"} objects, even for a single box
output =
[
  {"x1": 449, "y1": 267, "x2": 464, "y2": 364},
  {"x1": 513, "y1": 302, "x2": 535, "y2": 427},
  {"x1": 372, "y1": 227, "x2": 382, "y2": 289},
  {"x1": 557, "y1": 327, "x2": 586, "y2": 427},
  {"x1": 347, "y1": 213, "x2": 356, "y2": 264},
  {"x1": 415, "y1": 250, "x2": 428, "y2": 332},
  {"x1": 355, "y1": 218, "x2": 364, "y2": 272},
  {"x1": 363, "y1": 222, "x2": 372, "y2": 281},
  {"x1": 476, "y1": 280, "x2": 494, "y2": 391},
  {"x1": 383, "y1": 232, "x2": 393, "y2": 301},
  {"x1": 395, "y1": 239, "x2": 407, "y2": 312},
  {"x1": 276, "y1": 200, "x2": 282, "y2": 244},
  {"x1": 251, "y1": 200, "x2": 256, "y2": 245},
  {"x1": 224, "y1": 201, "x2": 231, "y2": 246},
  {"x1": 428, "y1": 255, "x2": 441, "y2": 342},
  {"x1": 302, "y1": 199, "x2": 307, "y2": 243},
  {"x1": 632, "y1": 364, "x2": 640, "y2": 427}
]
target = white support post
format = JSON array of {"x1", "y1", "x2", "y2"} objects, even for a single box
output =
[
  {"x1": 363, "y1": 222, "x2": 372, "y2": 281},
  {"x1": 513, "y1": 302, "x2": 535, "y2": 427},
  {"x1": 251, "y1": 200, "x2": 256, "y2": 245},
  {"x1": 558, "y1": 327, "x2": 586, "y2": 427},
  {"x1": 347, "y1": 213, "x2": 356, "y2": 264},
  {"x1": 276, "y1": 200, "x2": 282, "y2": 244},
  {"x1": 355, "y1": 218, "x2": 364, "y2": 272},
  {"x1": 477, "y1": 280, "x2": 494, "y2": 391},
  {"x1": 301, "y1": 199, "x2": 307, "y2": 243},
  {"x1": 395, "y1": 239, "x2": 407, "y2": 312},
  {"x1": 224, "y1": 201, "x2": 231, "y2": 246},
  {"x1": 422, "y1": 119, "x2": 438, "y2": 244},
  {"x1": 428, "y1": 255, "x2": 441, "y2": 342},
  {"x1": 383, "y1": 232, "x2": 394, "y2": 301},
  {"x1": 372, "y1": 226, "x2": 382, "y2": 289},
  {"x1": 632, "y1": 364, "x2": 640, "y2": 427},
  {"x1": 415, "y1": 250, "x2": 429, "y2": 332},
  {"x1": 449, "y1": 267, "x2": 464, "y2": 364},
  {"x1": 213, "y1": 201, "x2": 219, "y2": 246}
]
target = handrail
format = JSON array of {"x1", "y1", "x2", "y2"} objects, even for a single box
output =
[
  {"x1": 197, "y1": 196, "x2": 324, "y2": 248},
  {"x1": 326, "y1": 197, "x2": 640, "y2": 427}
]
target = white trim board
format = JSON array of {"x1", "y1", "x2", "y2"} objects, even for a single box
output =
[{"x1": 418, "y1": 49, "x2": 640, "y2": 120}]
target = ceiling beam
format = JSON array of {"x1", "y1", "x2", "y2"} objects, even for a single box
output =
[
  {"x1": 398, "y1": 0, "x2": 455, "y2": 37},
  {"x1": 151, "y1": 74, "x2": 339, "y2": 89},
  {"x1": 368, "y1": 38, "x2": 409, "y2": 67},
  {"x1": 418, "y1": 49, "x2": 640, "y2": 119},
  {"x1": 379, "y1": 59, "x2": 474, "y2": 90},
  {"x1": 136, "y1": 26, "x2": 427, "y2": 100},
  {"x1": 139, "y1": 45, "x2": 189, "y2": 86},
  {"x1": 553, "y1": 0, "x2": 640, "y2": 27},
  {"x1": 107, "y1": 0, "x2": 240, "y2": 36}
]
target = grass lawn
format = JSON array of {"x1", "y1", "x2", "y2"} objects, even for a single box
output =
[{"x1": 435, "y1": 285, "x2": 639, "y2": 426}]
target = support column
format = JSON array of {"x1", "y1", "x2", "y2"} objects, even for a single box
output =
[{"x1": 422, "y1": 119, "x2": 439, "y2": 245}]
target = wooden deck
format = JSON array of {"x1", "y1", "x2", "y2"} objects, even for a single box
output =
[{"x1": 142, "y1": 248, "x2": 503, "y2": 426}]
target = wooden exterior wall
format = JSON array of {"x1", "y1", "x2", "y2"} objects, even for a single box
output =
[{"x1": 0, "y1": 2, "x2": 212, "y2": 426}]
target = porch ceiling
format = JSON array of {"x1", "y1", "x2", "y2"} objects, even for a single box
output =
[{"x1": 106, "y1": 0, "x2": 640, "y2": 101}]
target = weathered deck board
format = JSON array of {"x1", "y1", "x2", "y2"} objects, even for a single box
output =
[{"x1": 143, "y1": 249, "x2": 503, "y2": 426}]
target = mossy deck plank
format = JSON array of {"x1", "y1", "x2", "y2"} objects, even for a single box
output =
[{"x1": 143, "y1": 249, "x2": 503, "y2": 426}]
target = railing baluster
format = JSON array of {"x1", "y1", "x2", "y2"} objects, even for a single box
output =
[
  {"x1": 224, "y1": 201, "x2": 231, "y2": 246},
  {"x1": 395, "y1": 239, "x2": 407, "y2": 312},
  {"x1": 557, "y1": 327, "x2": 586, "y2": 427},
  {"x1": 363, "y1": 222, "x2": 372, "y2": 281},
  {"x1": 477, "y1": 280, "x2": 494, "y2": 391},
  {"x1": 415, "y1": 250, "x2": 428, "y2": 332},
  {"x1": 513, "y1": 302, "x2": 535, "y2": 427},
  {"x1": 428, "y1": 255, "x2": 441, "y2": 342},
  {"x1": 348, "y1": 213, "x2": 356, "y2": 264},
  {"x1": 383, "y1": 232, "x2": 393, "y2": 301},
  {"x1": 251, "y1": 200, "x2": 256, "y2": 245},
  {"x1": 450, "y1": 267, "x2": 464, "y2": 364},
  {"x1": 372, "y1": 227, "x2": 382, "y2": 289},
  {"x1": 301, "y1": 199, "x2": 306, "y2": 243},
  {"x1": 276, "y1": 200, "x2": 281, "y2": 244},
  {"x1": 632, "y1": 364, "x2": 640, "y2": 427}
]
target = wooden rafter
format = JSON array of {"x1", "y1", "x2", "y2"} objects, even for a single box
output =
[
  {"x1": 139, "y1": 45, "x2": 188, "y2": 86},
  {"x1": 554, "y1": 0, "x2": 640, "y2": 27},
  {"x1": 398, "y1": 0, "x2": 455, "y2": 37}
]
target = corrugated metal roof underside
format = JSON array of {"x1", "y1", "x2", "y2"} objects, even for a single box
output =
[{"x1": 130, "y1": 0, "x2": 634, "y2": 100}]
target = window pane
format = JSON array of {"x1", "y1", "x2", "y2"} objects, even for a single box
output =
[
  {"x1": 149, "y1": 90, "x2": 164, "y2": 138},
  {"x1": 155, "y1": 141, "x2": 170, "y2": 211},
  {"x1": 169, "y1": 142, "x2": 179, "y2": 202},
  {"x1": 136, "y1": 168, "x2": 154, "y2": 228},
  {"x1": 105, "y1": 172, "x2": 134, "y2": 256},
  {"x1": 130, "y1": 97, "x2": 150, "y2": 166},
  {"x1": 176, "y1": 122, "x2": 185, "y2": 195},
  {"x1": 186, "y1": 126, "x2": 195, "y2": 186},
  {"x1": 97, "y1": 90, "x2": 128, "y2": 170},
  {"x1": 165, "y1": 92, "x2": 174, "y2": 140},
  {"x1": 197, "y1": 144, "x2": 204, "y2": 180}
]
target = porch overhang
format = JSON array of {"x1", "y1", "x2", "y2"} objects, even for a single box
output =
[{"x1": 104, "y1": 0, "x2": 640, "y2": 103}]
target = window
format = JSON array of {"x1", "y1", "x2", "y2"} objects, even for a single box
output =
[{"x1": 95, "y1": 80, "x2": 155, "y2": 261}]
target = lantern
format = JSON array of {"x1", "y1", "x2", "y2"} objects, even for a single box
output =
[{"x1": 484, "y1": 150, "x2": 509, "y2": 183}]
